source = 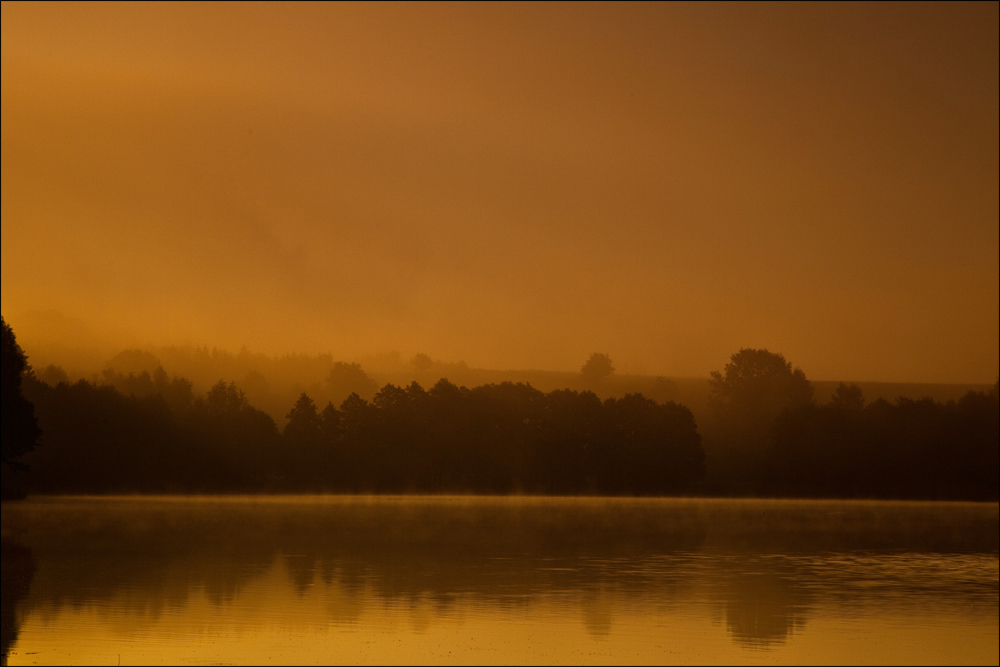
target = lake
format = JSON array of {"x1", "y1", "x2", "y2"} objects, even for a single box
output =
[{"x1": 1, "y1": 496, "x2": 997, "y2": 665}]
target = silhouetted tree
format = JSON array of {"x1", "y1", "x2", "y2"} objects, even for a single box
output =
[
  {"x1": 704, "y1": 348, "x2": 814, "y2": 494},
  {"x1": 36, "y1": 364, "x2": 69, "y2": 386},
  {"x1": 19, "y1": 369, "x2": 281, "y2": 493},
  {"x1": 152, "y1": 366, "x2": 195, "y2": 413},
  {"x1": 829, "y1": 382, "x2": 865, "y2": 412},
  {"x1": 283, "y1": 393, "x2": 325, "y2": 487},
  {"x1": 100, "y1": 365, "x2": 194, "y2": 413},
  {"x1": 183, "y1": 381, "x2": 280, "y2": 490},
  {"x1": 281, "y1": 378, "x2": 704, "y2": 495},
  {"x1": 21, "y1": 378, "x2": 180, "y2": 492},
  {"x1": 285, "y1": 393, "x2": 321, "y2": 443},
  {"x1": 1, "y1": 317, "x2": 41, "y2": 473},
  {"x1": 709, "y1": 349, "x2": 814, "y2": 427},
  {"x1": 326, "y1": 362, "x2": 378, "y2": 403},
  {"x1": 599, "y1": 393, "x2": 704, "y2": 494},
  {"x1": 410, "y1": 353, "x2": 434, "y2": 372},
  {"x1": 18, "y1": 339, "x2": 993, "y2": 500},
  {"x1": 581, "y1": 353, "x2": 615, "y2": 383},
  {"x1": 320, "y1": 402, "x2": 342, "y2": 441},
  {"x1": 768, "y1": 386, "x2": 998, "y2": 500},
  {"x1": 339, "y1": 393, "x2": 371, "y2": 437}
]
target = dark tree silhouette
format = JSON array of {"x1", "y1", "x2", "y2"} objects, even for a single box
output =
[
  {"x1": 190, "y1": 381, "x2": 279, "y2": 487},
  {"x1": 100, "y1": 365, "x2": 194, "y2": 413},
  {"x1": 410, "y1": 353, "x2": 434, "y2": 372},
  {"x1": 829, "y1": 382, "x2": 865, "y2": 412},
  {"x1": 768, "y1": 386, "x2": 998, "y2": 500},
  {"x1": 284, "y1": 392, "x2": 326, "y2": 486},
  {"x1": 326, "y1": 362, "x2": 378, "y2": 402},
  {"x1": 285, "y1": 393, "x2": 321, "y2": 443},
  {"x1": 709, "y1": 348, "x2": 813, "y2": 430},
  {"x1": 36, "y1": 364, "x2": 69, "y2": 386},
  {"x1": 1, "y1": 317, "x2": 41, "y2": 473},
  {"x1": 10, "y1": 338, "x2": 994, "y2": 500},
  {"x1": 581, "y1": 353, "x2": 615, "y2": 383},
  {"x1": 703, "y1": 348, "x2": 814, "y2": 494},
  {"x1": 20, "y1": 372, "x2": 280, "y2": 493},
  {"x1": 289, "y1": 378, "x2": 705, "y2": 495},
  {"x1": 319, "y1": 402, "x2": 342, "y2": 441}
]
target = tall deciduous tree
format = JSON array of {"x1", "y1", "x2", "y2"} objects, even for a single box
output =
[
  {"x1": 581, "y1": 353, "x2": 615, "y2": 383},
  {"x1": 709, "y1": 348, "x2": 813, "y2": 429},
  {"x1": 703, "y1": 348, "x2": 813, "y2": 494},
  {"x1": 326, "y1": 362, "x2": 377, "y2": 403}
]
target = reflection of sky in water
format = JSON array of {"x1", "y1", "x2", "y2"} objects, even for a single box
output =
[{"x1": 2, "y1": 497, "x2": 997, "y2": 665}]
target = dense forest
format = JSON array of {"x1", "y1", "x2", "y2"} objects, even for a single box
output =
[
  {"x1": 26, "y1": 340, "x2": 985, "y2": 429},
  {"x1": 2, "y1": 318, "x2": 997, "y2": 499},
  {"x1": 14, "y1": 373, "x2": 704, "y2": 495},
  {"x1": 699, "y1": 350, "x2": 998, "y2": 500}
]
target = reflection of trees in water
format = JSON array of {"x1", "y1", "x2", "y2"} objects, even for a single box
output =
[
  {"x1": 697, "y1": 500, "x2": 999, "y2": 648},
  {"x1": 3, "y1": 498, "x2": 706, "y2": 629},
  {"x1": 2, "y1": 498, "x2": 995, "y2": 649},
  {"x1": 723, "y1": 568, "x2": 808, "y2": 648},
  {"x1": 269, "y1": 504, "x2": 706, "y2": 634},
  {"x1": 1, "y1": 539, "x2": 36, "y2": 666},
  {"x1": 581, "y1": 588, "x2": 615, "y2": 637}
]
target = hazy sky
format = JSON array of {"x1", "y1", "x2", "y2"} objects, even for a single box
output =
[{"x1": 2, "y1": 2, "x2": 997, "y2": 382}]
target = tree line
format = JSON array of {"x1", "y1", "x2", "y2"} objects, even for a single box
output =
[
  {"x1": 4, "y1": 318, "x2": 704, "y2": 495},
  {"x1": 702, "y1": 348, "x2": 998, "y2": 500},
  {"x1": 282, "y1": 381, "x2": 704, "y2": 494},
  {"x1": 11, "y1": 377, "x2": 704, "y2": 495},
  {"x1": 2, "y1": 318, "x2": 997, "y2": 499}
]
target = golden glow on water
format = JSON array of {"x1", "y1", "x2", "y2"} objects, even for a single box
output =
[
  {"x1": 9, "y1": 584, "x2": 999, "y2": 665},
  {"x1": 2, "y1": 497, "x2": 997, "y2": 665}
]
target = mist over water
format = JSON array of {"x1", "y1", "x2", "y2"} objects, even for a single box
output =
[
  {"x1": 2, "y1": 496, "x2": 997, "y2": 665},
  {"x1": 1, "y1": 4, "x2": 997, "y2": 663}
]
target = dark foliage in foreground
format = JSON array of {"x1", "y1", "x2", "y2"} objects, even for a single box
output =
[
  {"x1": 19, "y1": 373, "x2": 704, "y2": 495},
  {"x1": 20, "y1": 376, "x2": 281, "y2": 493},
  {"x1": 284, "y1": 381, "x2": 705, "y2": 494},
  {"x1": 699, "y1": 349, "x2": 999, "y2": 501},
  {"x1": 5, "y1": 324, "x2": 996, "y2": 500},
  {"x1": 12, "y1": 369, "x2": 999, "y2": 499},
  {"x1": 765, "y1": 383, "x2": 999, "y2": 500}
]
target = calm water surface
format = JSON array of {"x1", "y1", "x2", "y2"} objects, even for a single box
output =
[{"x1": 1, "y1": 496, "x2": 997, "y2": 665}]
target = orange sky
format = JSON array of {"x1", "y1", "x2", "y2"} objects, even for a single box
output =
[{"x1": 2, "y1": 2, "x2": 997, "y2": 382}]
